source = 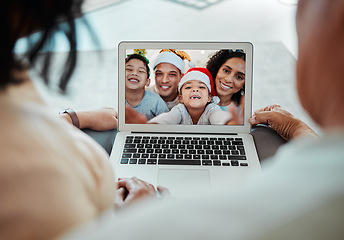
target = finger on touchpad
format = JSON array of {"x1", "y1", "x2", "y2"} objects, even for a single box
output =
[{"x1": 158, "y1": 169, "x2": 210, "y2": 198}]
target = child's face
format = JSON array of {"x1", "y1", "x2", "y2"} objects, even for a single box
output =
[
  {"x1": 125, "y1": 58, "x2": 150, "y2": 91},
  {"x1": 180, "y1": 80, "x2": 211, "y2": 110}
]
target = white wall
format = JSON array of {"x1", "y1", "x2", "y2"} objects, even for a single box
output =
[{"x1": 15, "y1": 0, "x2": 298, "y2": 58}]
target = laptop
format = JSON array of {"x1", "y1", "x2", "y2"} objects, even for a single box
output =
[{"x1": 110, "y1": 41, "x2": 260, "y2": 197}]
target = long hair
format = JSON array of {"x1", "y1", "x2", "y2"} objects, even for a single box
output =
[
  {"x1": 1, "y1": 0, "x2": 88, "y2": 92},
  {"x1": 206, "y1": 50, "x2": 246, "y2": 105}
]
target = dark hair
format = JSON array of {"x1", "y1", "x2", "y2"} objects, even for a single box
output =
[
  {"x1": 125, "y1": 54, "x2": 150, "y2": 78},
  {"x1": 1, "y1": 0, "x2": 87, "y2": 92},
  {"x1": 206, "y1": 50, "x2": 246, "y2": 105}
]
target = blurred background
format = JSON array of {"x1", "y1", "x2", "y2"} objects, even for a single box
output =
[{"x1": 16, "y1": 0, "x2": 321, "y2": 133}]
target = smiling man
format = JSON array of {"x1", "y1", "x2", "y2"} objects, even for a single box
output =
[{"x1": 149, "y1": 50, "x2": 190, "y2": 110}]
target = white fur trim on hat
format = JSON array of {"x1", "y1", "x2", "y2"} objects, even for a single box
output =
[
  {"x1": 153, "y1": 52, "x2": 185, "y2": 72},
  {"x1": 178, "y1": 71, "x2": 211, "y2": 93}
]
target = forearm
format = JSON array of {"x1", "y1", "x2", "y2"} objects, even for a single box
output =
[
  {"x1": 59, "y1": 108, "x2": 80, "y2": 128},
  {"x1": 60, "y1": 113, "x2": 74, "y2": 125},
  {"x1": 250, "y1": 105, "x2": 317, "y2": 141},
  {"x1": 291, "y1": 121, "x2": 318, "y2": 139},
  {"x1": 59, "y1": 108, "x2": 118, "y2": 131},
  {"x1": 72, "y1": 111, "x2": 93, "y2": 129},
  {"x1": 59, "y1": 110, "x2": 91, "y2": 129}
]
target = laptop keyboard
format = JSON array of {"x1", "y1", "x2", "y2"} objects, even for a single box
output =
[{"x1": 120, "y1": 136, "x2": 248, "y2": 167}]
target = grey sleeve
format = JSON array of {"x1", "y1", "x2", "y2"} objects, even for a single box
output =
[
  {"x1": 148, "y1": 106, "x2": 182, "y2": 124},
  {"x1": 209, "y1": 110, "x2": 232, "y2": 125},
  {"x1": 206, "y1": 104, "x2": 232, "y2": 125}
]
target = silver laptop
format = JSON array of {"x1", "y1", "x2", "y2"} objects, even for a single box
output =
[{"x1": 110, "y1": 41, "x2": 260, "y2": 197}]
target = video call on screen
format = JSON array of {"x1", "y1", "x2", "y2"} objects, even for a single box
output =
[{"x1": 124, "y1": 49, "x2": 246, "y2": 126}]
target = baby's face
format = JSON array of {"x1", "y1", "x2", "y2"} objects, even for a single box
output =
[
  {"x1": 180, "y1": 80, "x2": 211, "y2": 110},
  {"x1": 125, "y1": 58, "x2": 150, "y2": 91}
]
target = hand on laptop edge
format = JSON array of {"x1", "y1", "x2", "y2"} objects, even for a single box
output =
[{"x1": 249, "y1": 105, "x2": 317, "y2": 141}]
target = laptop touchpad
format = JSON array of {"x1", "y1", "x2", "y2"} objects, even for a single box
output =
[{"x1": 158, "y1": 169, "x2": 210, "y2": 198}]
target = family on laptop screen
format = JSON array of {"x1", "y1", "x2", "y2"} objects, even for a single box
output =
[{"x1": 125, "y1": 49, "x2": 246, "y2": 125}]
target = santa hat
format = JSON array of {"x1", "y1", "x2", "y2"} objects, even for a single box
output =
[
  {"x1": 178, "y1": 67, "x2": 216, "y2": 96},
  {"x1": 153, "y1": 51, "x2": 186, "y2": 72},
  {"x1": 153, "y1": 50, "x2": 195, "y2": 73}
]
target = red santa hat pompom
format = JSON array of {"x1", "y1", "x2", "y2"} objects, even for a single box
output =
[{"x1": 178, "y1": 67, "x2": 216, "y2": 96}]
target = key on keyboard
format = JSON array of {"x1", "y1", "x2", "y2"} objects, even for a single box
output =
[{"x1": 120, "y1": 136, "x2": 248, "y2": 167}]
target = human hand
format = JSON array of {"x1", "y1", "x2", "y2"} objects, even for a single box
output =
[
  {"x1": 125, "y1": 105, "x2": 148, "y2": 124},
  {"x1": 226, "y1": 102, "x2": 244, "y2": 125},
  {"x1": 249, "y1": 105, "x2": 317, "y2": 141},
  {"x1": 78, "y1": 107, "x2": 118, "y2": 131},
  {"x1": 114, "y1": 177, "x2": 169, "y2": 209}
]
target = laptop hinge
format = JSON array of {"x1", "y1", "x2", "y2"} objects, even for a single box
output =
[{"x1": 132, "y1": 132, "x2": 238, "y2": 135}]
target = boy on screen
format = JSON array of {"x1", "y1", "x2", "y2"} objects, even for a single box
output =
[
  {"x1": 149, "y1": 68, "x2": 231, "y2": 125},
  {"x1": 125, "y1": 53, "x2": 168, "y2": 121}
]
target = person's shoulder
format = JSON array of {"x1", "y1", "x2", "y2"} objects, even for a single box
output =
[
  {"x1": 263, "y1": 133, "x2": 344, "y2": 179},
  {"x1": 170, "y1": 103, "x2": 188, "y2": 115},
  {"x1": 1, "y1": 81, "x2": 110, "y2": 168},
  {"x1": 174, "y1": 103, "x2": 187, "y2": 110},
  {"x1": 206, "y1": 102, "x2": 221, "y2": 111},
  {"x1": 15, "y1": 101, "x2": 110, "y2": 165},
  {"x1": 146, "y1": 85, "x2": 158, "y2": 94},
  {"x1": 145, "y1": 90, "x2": 158, "y2": 97},
  {"x1": 144, "y1": 90, "x2": 168, "y2": 111},
  {"x1": 144, "y1": 90, "x2": 163, "y2": 101},
  {"x1": 0, "y1": 100, "x2": 115, "y2": 230}
]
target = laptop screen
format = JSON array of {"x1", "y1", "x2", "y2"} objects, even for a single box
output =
[{"x1": 118, "y1": 42, "x2": 253, "y2": 134}]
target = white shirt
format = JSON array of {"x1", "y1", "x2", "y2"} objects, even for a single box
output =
[{"x1": 62, "y1": 132, "x2": 344, "y2": 240}]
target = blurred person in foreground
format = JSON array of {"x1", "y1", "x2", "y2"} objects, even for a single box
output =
[
  {"x1": 63, "y1": 0, "x2": 344, "y2": 239},
  {"x1": 0, "y1": 1, "x2": 163, "y2": 240},
  {"x1": 2, "y1": 0, "x2": 344, "y2": 240}
]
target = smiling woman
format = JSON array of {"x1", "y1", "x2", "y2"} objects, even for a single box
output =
[
  {"x1": 215, "y1": 57, "x2": 245, "y2": 104},
  {"x1": 206, "y1": 50, "x2": 246, "y2": 124}
]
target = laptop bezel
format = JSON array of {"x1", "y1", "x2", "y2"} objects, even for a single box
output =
[{"x1": 118, "y1": 41, "x2": 253, "y2": 134}]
